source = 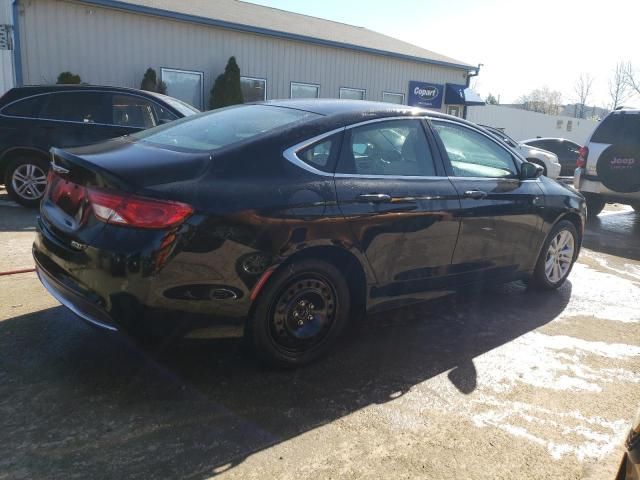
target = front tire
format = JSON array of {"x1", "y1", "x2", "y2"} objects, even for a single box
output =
[
  {"x1": 530, "y1": 220, "x2": 578, "y2": 290},
  {"x1": 248, "y1": 259, "x2": 351, "y2": 367},
  {"x1": 5, "y1": 157, "x2": 49, "y2": 208}
]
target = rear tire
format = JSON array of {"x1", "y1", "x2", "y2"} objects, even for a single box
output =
[
  {"x1": 5, "y1": 157, "x2": 49, "y2": 208},
  {"x1": 530, "y1": 220, "x2": 578, "y2": 290},
  {"x1": 584, "y1": 194, "x2": 606, "y2": 218},
  {"x1": 247, "y1": 259, "x2": 351, "y2": 368}
]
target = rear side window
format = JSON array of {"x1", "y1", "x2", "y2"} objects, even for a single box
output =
[
  {"x1": 40, "y1": 92, "x2": 110, "y2": 124},
  {"x1": 2, "y1": 96, "x2": 46, "y2": 118},
  {"x1": 112, "y1": 94, "x2": 157, "y2": 128},
  {"x1": 299, "y1": 139, "x2": 334, "y2": 171},
  {"x1": 592, "y1": 113, "x2": 640, "y2": 144},
  {"x1": 132, "y1": 104, "x2": 319, "y2": 152},
  {"x1": 337, "y1": 119, "x2": 436, "y2": 176}
]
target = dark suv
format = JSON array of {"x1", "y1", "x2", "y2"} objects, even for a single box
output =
[{"x1": 0, "y1": 85, "x2": 199, "y2": 207}]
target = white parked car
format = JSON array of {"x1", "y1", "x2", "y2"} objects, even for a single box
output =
[
  {"x1": 480, "y1": 125, "x2": 562, "y2": 179},
  {"x1": 574, "y1": 108, "x2": 640, "y2": 216}
]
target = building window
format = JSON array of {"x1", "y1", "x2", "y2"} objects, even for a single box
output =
[
  {"x1": 161, "y1": 68, "x2": 204, "y2": 110},
  {"x1": 382, "y1": 92, "x2": 405, "y2": 105},
  {"x1": 241, "y1": 76, "x2": 267, "y2": 102},
  {"x1": 556, "y1": 119, "x2": 564, "y2": 129},
  {"x1": 339, "y1": 87, "x2": 365, "y2": 101},
  {"x1": 291, "y1": 82, "x2": 320, "y2": 99},
  {"x1": 567, "y1": 120, "x2": 573, "y2": 132}
]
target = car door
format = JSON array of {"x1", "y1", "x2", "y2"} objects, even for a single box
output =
[
  {"x1": 430, "y1": 119, "x2": 545, "y2": 283},
  {"x1": 333, "y1": 118, "x2": 461, "y2": 305}
]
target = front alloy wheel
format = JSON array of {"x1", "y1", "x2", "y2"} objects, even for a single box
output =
[
  {"x1": 544, "y1": 230, "x2": 575, "y2": 284},
  {"x1": 530, "y1": 220, "x2": 578, "y2": 290}
]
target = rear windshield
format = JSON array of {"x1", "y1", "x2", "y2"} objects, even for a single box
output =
[
  {"x1": 131, "y1": 104, "x2": 319, "y2": 152},
  {"x1": 591, "y1": 112, "x2": 640, "y2": 144}
]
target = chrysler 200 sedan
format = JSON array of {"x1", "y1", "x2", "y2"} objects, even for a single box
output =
[{"x1": 33, "y1": 100, "x2": 586, "y2": 367}]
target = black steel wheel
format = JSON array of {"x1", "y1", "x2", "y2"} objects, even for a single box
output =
[{"x1": 248, "y1": 259, "x2": 351, "y2": 367}]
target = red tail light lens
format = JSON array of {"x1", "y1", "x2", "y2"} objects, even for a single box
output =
[
  {"x1": 87, "y1": 188, "x2": 193, "y2": 229},
  {"x1": 576, "y1": 146, "x2": 588, "y2": 168}
]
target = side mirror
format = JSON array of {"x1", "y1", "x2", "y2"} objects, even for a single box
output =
[{"x1": 520, "y1": 161, "x2": 544, "y2": 179}]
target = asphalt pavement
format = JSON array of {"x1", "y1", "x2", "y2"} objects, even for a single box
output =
[{"x1": 0, "y1": 189, "x2": 638, "y2": 480}]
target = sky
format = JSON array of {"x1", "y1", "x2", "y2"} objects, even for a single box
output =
[{"x1": 247, "y1": 0, "x2": 640, "y2": 107}]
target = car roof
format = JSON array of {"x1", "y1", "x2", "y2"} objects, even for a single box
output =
[
  {"x1": 263, "y1": 98, "x2": 470, "y2": 125},
  {"x1": 0, "y1": 85, "x2": 170, "y2": 106}
]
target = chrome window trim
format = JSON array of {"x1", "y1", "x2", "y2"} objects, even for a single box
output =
[
  {"x1": 339, "y1": 87, "x2": 366, "y2": 100},
  {"x1": 0, "y1": 89, "x2": 182, "y2": 127},
  {"x1": 283, "y1": 127, "x2": 345, "y2": 176},
  {"x1": 382, "y1": 91, "x2": 406, "y2": 105},
  {"x1": 240, "y1": 76, "x2": 268, "y2": 101},
  {"x1": 160, "y1": 67, "x2": 205, "y2": 110},
  {"x1": 284, "y1": 116, "x2": 448, "y2": 179},
  {"x1": 290, "y1": 81, "x2": 320, "y2": 99}
]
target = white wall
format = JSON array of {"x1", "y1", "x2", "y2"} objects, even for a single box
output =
[
  {"x1": 0, "y1": 0, "x2": 15, "y2": 95},
  {"x1": 467, "y1": 105, "x2": 599, "y2": 144}
]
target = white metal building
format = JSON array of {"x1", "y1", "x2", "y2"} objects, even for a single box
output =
[
  {"x1": 467, "y1": 105, "x2": 599, "y2": 144},
  {"x1": 2, "y1": 0, "x2": 482, "y2": 114}
]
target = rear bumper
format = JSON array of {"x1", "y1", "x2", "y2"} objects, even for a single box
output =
[
  {"x1": 35, "y1": 259, "x2": 118, "y2": 332},
  {"x1": 574, "y1": 169, "x2": 640, "y2": 204},
  {"x1": 33, "y1": 219, "x2": 248, "y2": 339}
]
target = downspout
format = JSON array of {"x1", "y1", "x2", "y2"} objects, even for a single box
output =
[
  {"x1": 11, "y1": 0, "x2": 23, "y2": 86},
  {"x1": 463, "y1": 63, "x2": 482, "y2": 119}
]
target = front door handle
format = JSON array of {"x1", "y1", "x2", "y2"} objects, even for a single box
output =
[
  {"x1": 356, "y1": 193, "x2": 392, "y2": 203},
  {"x1": 463, "y1": 190, "x2": 488, "y2": 200}
]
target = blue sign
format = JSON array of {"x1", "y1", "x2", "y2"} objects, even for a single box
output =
[{"x1": 408, "y1": 81, "x2": 444, "y2": 109}]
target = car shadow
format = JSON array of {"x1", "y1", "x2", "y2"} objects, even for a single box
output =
[
  {"x1": 0, "y1": 203, "x2": 37, "y2": 232},
  {"x1": 584, "y1": 210, "x2": 640, "y2": 261},
  {"x1": 0, "y1": 280, "x2": 571, "y2": 479}
]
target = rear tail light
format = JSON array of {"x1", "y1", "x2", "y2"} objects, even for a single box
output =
[
  {"x1": 576, "y1": 146, "x2": 588, "y2": 168},
  {"x1": 87, "y1": 188, "x2": 193, "y2": 229}
]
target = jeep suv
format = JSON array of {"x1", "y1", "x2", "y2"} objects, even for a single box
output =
[
  {"x1": 574, "y1": 108, "x2": 640, "y2": 216},
  {"x1": 0, "y1": 85, "x2": 199, "y2": 207}
]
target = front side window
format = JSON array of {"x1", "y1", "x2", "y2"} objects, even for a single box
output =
[
  {"x1": 382, "y1": 92, "x2": 405, "y2": 105},
  {"x1": 339, "y1": 88, "x2": 365, "y2": 101},
  {"x1": 337, "y1": 120, "x2": 436, "y2": 176},
  {"x1": 39, "y1": 92, "x2": 110, "y2": 124},
  {"x1": 112, "y1": 94, "x2": 157, "y2": 128},
  {"x1": 132, "y1": 104, "x2": 319, "y2": 152},
  {"x1": 291, "y1": 82, "x2": 319, "y2": 99},
  {"x1": 241, "y1": 77, "x2": 267, "y2": 102},
  {"x1": 161, "y1": 68, "x2": 204, "y2": 110},
  {"x1": 432, "y1": 121, "x2": 517, "y2": 178}
]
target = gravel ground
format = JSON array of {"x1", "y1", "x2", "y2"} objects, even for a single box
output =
[{"x1": 0, "y1": 189, "x2": 638, "y2": 480}]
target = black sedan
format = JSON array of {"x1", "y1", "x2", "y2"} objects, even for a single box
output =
[
  {"x1": 33, "y1": 100, "x2": 586, "y2": 366},
  {"x1": 0, "y1": 85, "x2": 198, "y2": 207},
  {"x1": 521, "y1": 137, "x2": 582, "y2": 177}
]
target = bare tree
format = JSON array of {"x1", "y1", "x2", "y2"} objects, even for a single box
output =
[
  {"x1": 574, "y1": 73, "x2": 594, "y2": 119},
  {"x1": 608, "y1": 62, "x2": 630, "y2": 110},
  {"x1": 517, "y1": 87, "x2": 562, "y2": 115},
  {"x1": 623, "y1": 61, "x2": 640, "y2": 97}
]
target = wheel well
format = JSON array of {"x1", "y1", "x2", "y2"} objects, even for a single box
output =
[
  {"x1": 0, "y1": 148, "x2": 50, "y2": 179},
  {"x1": 557, "y1": 212, "x2": 583, "y2": 242},
  {"x1": 278, "y1": 246, "x2": 368, "y2": 317}
]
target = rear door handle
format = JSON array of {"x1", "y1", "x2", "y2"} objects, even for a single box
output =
[
  {"x1": 463, "y1": 190, "x2": 488, "y2": 200},
  {"x1": 356, "y1": 193, "x2": 392, "y2": 203}
]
